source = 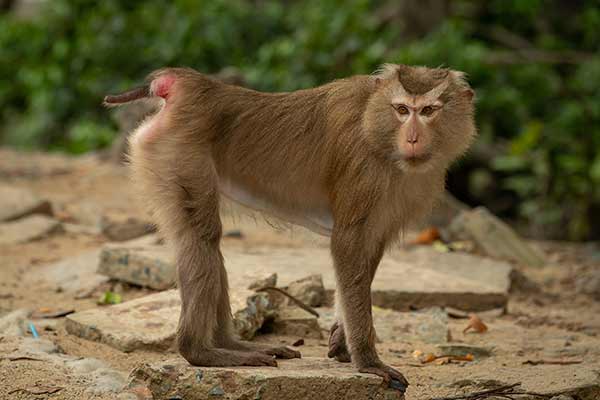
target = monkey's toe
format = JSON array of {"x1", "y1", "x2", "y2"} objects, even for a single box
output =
[
  {"x1": 261, "y1": 346, "x2": 301, "y2": 359},
  {"x1": 358, "y1": 364, "x2": 409, "y2": 393}
]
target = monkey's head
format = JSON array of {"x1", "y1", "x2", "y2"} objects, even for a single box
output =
[{"x1": 363, "y1": 64, "x2": 476, "y2": 173}]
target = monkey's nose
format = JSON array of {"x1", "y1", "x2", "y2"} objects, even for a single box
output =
[{"x1": 407, "y1": 137, "x2": 418, "y2": 144}]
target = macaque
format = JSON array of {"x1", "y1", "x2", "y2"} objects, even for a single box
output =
[{"x1": 104, "y1": 63, "x2": 476, "y2": 392}]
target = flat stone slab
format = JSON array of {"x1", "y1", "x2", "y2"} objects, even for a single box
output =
[
  {"x1": 98, "y1": 244, "x2": 512, "y2": 312},
  {"x1": 66, "y1": 290, "x2": 180, "y2": 352},
  {"x1": 0, "y1": 185, "x2": 52, "y2": 222},
  {"x1": 126, "y1": 358, "x2": 404, "y2": 400},
  {"x1": 225, "y1": 245, "x2": 512, "y2": 311},
  {"x1": 66, "y1": 289, "x2": 274, "y2": 351},
  {"x1": 125, "y1": 357, "x2": 600, "y2": 400},
  {"x1": 0, "y1": 215, "x2": 62, "y2": 245}
]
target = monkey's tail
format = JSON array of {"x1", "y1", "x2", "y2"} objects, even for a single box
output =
[
  {"x1": 104, "y1": 71, "x2": 180, "y2": 107},
  {"x1": 103, "y1": 85, "x2": 151, "y2": 107}
]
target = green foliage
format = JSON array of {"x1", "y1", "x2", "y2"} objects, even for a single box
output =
[{"x1": 1, "y1": 0, "x2": 599, "y2": 239}]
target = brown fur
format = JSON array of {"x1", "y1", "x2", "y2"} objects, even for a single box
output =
[{"x1": 113, "y1": 64, "x2": 476, "y2": 389}]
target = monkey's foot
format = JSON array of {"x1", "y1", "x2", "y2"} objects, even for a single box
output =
[
  {"x1": 327, "y1": 321, "x2": 351, "y2": 363},
  {"x1": 221, "y1": 340, "x2": 301, "y2": 359},
  {"x1": 180, "y1": 348, "x2": 278, "y2": 367},
  {"x1": 358, "y1": 364, "x2": 409, "y2": 393}
]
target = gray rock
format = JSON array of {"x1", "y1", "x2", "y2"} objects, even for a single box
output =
[
  {"x1": 447, "y1": 207, "x2": 546, "y2": 267},
  {"x1": 270, "y1": 307, "x2": 323, "y2": 339},
  {"x1": 101, "y1": 217, "x2": 156, "y2": 242},
  {"x1": 66, "y1": 289, "x2": 276, "y2": 351},
  {"x1": 97, "y1": 245, "x2": 175, "y2": 290},
  {"x1": 285, "y1": 274, "x2": 326, "y2": 307},
  {"x1": 549, "y1": 396, "x2": 575, "y2": 400},
  {"x1": 248, "y1": 273, "x2": 278, "y2": 290},
  {"x1": 232, "y1": 292, "x2": 277, "y2": 340},
  {"x1": 126, "y1": 358, "x2": 404, "y2": 400},
  {"x1": 0, "y1": 309, "x2": 30, "y2": 336},
  {"x1": 0, "y1": 215, "x2": 62, "y2": 245},
  {"x1": 0, "y1": 185, "x2": 52, "y2": 222}
]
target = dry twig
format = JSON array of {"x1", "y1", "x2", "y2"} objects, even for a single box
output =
[
  {"x1": 523, "y1": 359, "x2": 582, "y2": 366},
  {"x1": 256, "y1": 286, "x2": 320, "y2": 317},
  {"x1": 429, "y1": 382, "x2": 553, "y2": 400}
]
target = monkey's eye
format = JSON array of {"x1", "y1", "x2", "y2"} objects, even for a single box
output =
[
  {"x1": 420, "y1": 106, "x2": 435, "y2": 116},
  {"x1": 392, "y1": 104, "x2": 410, "y2": 115}
]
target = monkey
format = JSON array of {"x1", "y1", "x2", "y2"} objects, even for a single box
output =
[{"x1": 104, "y1": 63, "x2": 476, "y2": 392}]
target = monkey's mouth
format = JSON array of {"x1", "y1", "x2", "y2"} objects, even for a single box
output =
[{"x1": 404, "y1": 152, "x2": 433, "y2": 166}]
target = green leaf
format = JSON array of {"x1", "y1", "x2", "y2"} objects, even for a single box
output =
[{"x1": 97, "y1": 291, "x2": 122, "y2": 305}]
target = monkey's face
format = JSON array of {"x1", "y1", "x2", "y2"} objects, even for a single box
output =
[{"x1": 364, "y1": 64, "x2": 476, "y2": 173}]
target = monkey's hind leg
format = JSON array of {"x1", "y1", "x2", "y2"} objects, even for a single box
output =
[
  {"x1": 213, "y1": 255, "x2": 300, "y2": 360},
  {"x1": 129, "y1": 138, "x2": 284, "y2": 367}
]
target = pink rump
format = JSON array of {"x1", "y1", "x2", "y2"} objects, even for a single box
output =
[{"x1": 152, "y1": 75, "x2": 176, "y2": 99}]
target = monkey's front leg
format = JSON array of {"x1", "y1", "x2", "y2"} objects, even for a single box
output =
[{"x1": 331, "y1": 226, "x2": 409, "y2": 392}]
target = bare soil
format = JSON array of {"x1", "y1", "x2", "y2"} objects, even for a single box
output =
[{"x1": 0, "y1": 148, "x2": 599, "y2": 399}]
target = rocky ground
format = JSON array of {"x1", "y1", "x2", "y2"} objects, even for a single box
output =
[{"x1": 0, "y1": 147, "x2": 599, "y2": 400}]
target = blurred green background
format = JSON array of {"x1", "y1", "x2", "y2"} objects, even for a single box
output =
[{"x1": 1, "y1": 0, "x2": 599, "y2": 240}]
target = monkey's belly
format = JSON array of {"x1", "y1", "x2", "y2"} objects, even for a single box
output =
[{"x1": 219, "y1": 178, "x2": 333, "y2": 236}]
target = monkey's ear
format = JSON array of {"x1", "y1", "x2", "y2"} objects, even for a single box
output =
[
  {"x1": 374, "y1": 77, "x2": 381, "y2": 86},
  {"x1": 462, "y1": 89, "x2": 475, "y2": 102}
]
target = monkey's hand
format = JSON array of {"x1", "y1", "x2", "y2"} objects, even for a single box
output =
[{"x1": 359, "y1": 364, "x2": 409, "y2": 393}]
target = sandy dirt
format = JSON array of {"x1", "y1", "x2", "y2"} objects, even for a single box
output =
[{"x1": 0, "y1": 148, "x2": 599, "y2": 399}]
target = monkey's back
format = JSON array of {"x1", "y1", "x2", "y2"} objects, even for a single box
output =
[{"x1": 196, "y1": 76, "x2": 375, "y2": 234}]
